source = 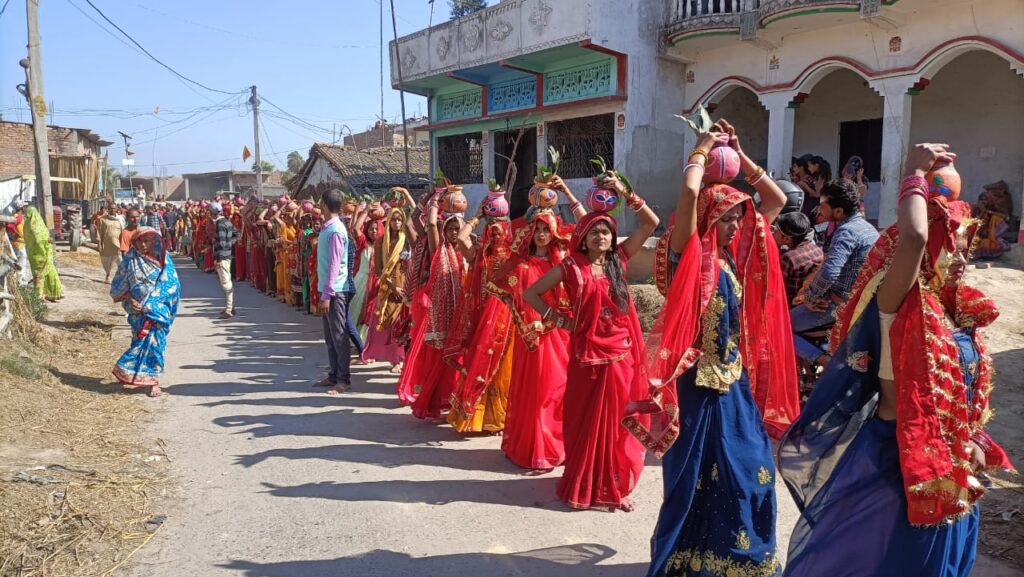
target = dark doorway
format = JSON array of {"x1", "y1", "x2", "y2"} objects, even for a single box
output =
[
  {"x1": 838, "y1": 118, "x2": 882, "y2": 181},
  {"x1": 494, "y1": 127, "x2": 537, "y2": 220}
]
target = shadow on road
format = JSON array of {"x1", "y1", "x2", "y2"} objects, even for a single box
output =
[
  {"x1": 260, "y1": 476, "x2": 565, "y2": 508},
  {"x1": 219, "y1": 544, "x2": 641, "y2": 577},
  {"x1": 234, "y1": 441, "x2": 525, "y2": 473}
]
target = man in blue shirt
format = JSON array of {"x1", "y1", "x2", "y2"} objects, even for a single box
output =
[
  {"x1": 316, "y1": 189, "x2": 354, "y2": 394},
  {"x1": 791, "y1": 178, "x2": 879, "y2": 365}
]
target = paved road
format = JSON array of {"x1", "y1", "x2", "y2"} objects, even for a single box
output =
[{"x1": 122, "y1": 257, "x2": 831, "y2": 577}]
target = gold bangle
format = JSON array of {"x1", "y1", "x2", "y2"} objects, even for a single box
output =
[
  {"x1": 689, "y1": 148, "x2": 709, "y2": 165},
  {"x1": 467, "y1": 217, "x2": 480, "y2": 228},
  {"x1": 745, "y1": 166, "x2": 765, "y2": 185}
]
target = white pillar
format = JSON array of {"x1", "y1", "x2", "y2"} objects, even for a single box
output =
[
  {"x1": 759, "y1": 91, "x2": 798, "y2": 181},
  {"x1": 870, "y1": 76, "x2": 917, "y2": 229}
]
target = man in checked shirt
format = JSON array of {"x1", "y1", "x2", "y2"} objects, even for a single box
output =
[
  {"x1": 773, "y1": 211, "x2": 823, "y2": 306},
  {"x1": 790, "y1": 179, "x2": 878, "y2": 366}
]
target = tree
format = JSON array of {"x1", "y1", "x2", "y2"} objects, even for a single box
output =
[
  {"x1": 252, "y1": 160, "x2": 275, "y2": 173},
  {"x1": 102, "y1": 167, "x2": 120, "y2": 197},
  {"x1": 450, "y1": 0, "x2": 487, "y2": 19},
  {"x1": 286, "y1": 151, "x2": 304, "y2": 174}
]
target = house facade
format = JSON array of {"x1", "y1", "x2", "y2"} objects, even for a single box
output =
[
  {"x1": 390, "y1": 0, "x2": 689, "y2": 225},
  {"x1": 393, "y1": 0, "x2": 1023, "y2": 230}
]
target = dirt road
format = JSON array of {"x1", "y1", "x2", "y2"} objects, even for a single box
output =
[{"x1": 122, "y1": 258, "x2": 1018, "y2": 577}]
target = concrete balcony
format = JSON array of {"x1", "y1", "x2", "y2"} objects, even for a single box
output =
[{"x1": 664, "y1": 0, "x2": 882, "y2": 55}]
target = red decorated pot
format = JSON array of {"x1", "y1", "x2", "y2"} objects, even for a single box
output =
[
  {"x1": 343, "y1": 198, "x2": 358, "y2": 216},
  {"x1": 925, "y1": 161, "x2": 961, "y2": 201},
  {"x1": 585, "y1": 180, "x2": 619, "y2": 213},
  {"x1": 368, "y1": 202, "x2": 386, "y2": 220},
  {"x1": 440, "y1": 186, "x2": 468, "y2": 214},
  {"x1": 704, "y1": 138, "x2": 742, "y2": 184},
  {"x1": 528, "y1": 181, "x2": 558, "y2": 208},
  {"x1": 482, "y1": 190, "x2": 509, "y2": 218}
]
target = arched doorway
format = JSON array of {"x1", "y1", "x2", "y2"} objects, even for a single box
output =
[
  {"x1": 910, "y1": 50, "x2": 1024, "y2": 216},
  {"x1": 794, "y1": 68, "x2": 883, "y2": 222},
  {"x1": 710, "y1": 86, "x2": 769, "y2": 166}
]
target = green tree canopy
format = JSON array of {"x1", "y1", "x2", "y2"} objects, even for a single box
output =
[
  {"x1": 286, "y1": 151, "x2": 304, "y2": 174},
  {"x1": 450, "y1": 0, "x2": 487, "y2": 19},
  {"x1": 252, "y1": 160, "x2": 275, "y2": 173}
]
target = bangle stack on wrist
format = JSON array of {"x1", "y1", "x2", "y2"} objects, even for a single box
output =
[
  {"x1": 689, "y1": 148, "x2": 709, "y2": 164},
  {"x1": 745, "y1": 166, "x2": 766, "y2": 186},
  {"x1": 899, "y1": 175, "x2": 928, "y2": 204},
  {"x1": 628, "y1": 195, "x2": 647, "y2": 212},
  {"x1": 568, "y1": 200, "x2": 583, "y2": 212}
]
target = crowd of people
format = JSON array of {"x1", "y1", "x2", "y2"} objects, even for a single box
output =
[{"x1": 77, "y1": 121, "x2": 1017, "y2": 576}]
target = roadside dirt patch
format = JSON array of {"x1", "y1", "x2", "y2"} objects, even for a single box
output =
[{"x1": 0, "y1": 249, "x2": 168, "y2": 577}]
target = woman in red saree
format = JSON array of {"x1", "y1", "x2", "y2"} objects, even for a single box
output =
[
  {"x1": 402, "y1": 205, "x2": 465, "y2": 419},
  {"x1": 489, "y1": 178, "x2": 587, "y2": 470},
  {"x1": 445, "y1": 202, "x2": 514, "y2": 434},
  {"x1": 524, "y1": 173, "x2": 659, "y2": 511},
  {"x1": 231, "y1": 198, "x2": 248, "y2": 281}
]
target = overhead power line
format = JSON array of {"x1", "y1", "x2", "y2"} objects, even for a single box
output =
[{"x1": 81, "y1": 0, "x2": 244, "y2": 96}]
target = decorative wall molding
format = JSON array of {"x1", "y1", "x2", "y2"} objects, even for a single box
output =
[
  {"x1": 544, "y1": 59, "x2": 615, "y2": 104},
  {"x1": 436, "y1": 89, "x2": 484, "y2": 122},
  {"x1": 488, "y1": 76, "x2": 538, "y2": 113}
]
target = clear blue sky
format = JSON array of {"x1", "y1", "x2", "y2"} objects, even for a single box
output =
[{"x1": 0, "y1": 0, "x2": 471, "y2": 176}]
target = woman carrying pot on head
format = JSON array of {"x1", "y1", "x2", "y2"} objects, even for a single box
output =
[
  {"x1": 488, "y1": 175, "x2": 586, "y2": 471},
  {"x1": 779, "y1": 144, "x2": 1015, "y2": 577},
  {"x1": 365, "y1": 189, "x2": 417, "y2": 370},
  {"x1": 445, "y1": 192, "x2": 516, "y2": 435},
  {"x1": 402, "y1": 195, "x2": 466, "y2": 420},
  {"x1": 523, "y1": 170, "x2": 659, "y2": 512},
  {"x1": 624, "y1": 119, "x2": 800, "y2": 576}
]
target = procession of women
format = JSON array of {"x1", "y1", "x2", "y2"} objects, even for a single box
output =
[{"x1": 106, "y1": 117, "x2": 1016, "y2": 577}]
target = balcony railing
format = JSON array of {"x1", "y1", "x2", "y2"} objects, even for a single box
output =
[{"x1": 668, "y1": 0, "x2": 759, "y2": 22}]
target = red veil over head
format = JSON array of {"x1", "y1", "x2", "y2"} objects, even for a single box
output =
[
  {"x1": 487, "y1": 210, "x2": 575, "y2": 351},
  {"x1": 623, "y1": 185, "x2": 801, "y2": 456},
  {"x1": 442, "y1": 216, "x2": 511, "y2": 368},
  {"x1": 831, "y1": 197, "x2": 1014, "y2": 525},
  {"x1": 425, "y1": 213, "x2": 465, "y2": 353}
]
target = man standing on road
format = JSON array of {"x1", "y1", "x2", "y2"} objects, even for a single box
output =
[
  {"x1": 163, "y1": 204, "x2": 180, "y2": 253},
  {"x1": 210, "y1": 202, "x2": 238, "y2": 319},
  {"x1": 119, "y1": 208, "x2": 141, "y2": 257},
  {"x1": 97, "y1": 204, "x2": 125, "y2": 283},
  {"x1": 315, "y1": 189, "x2": 353, "y2": 395}
]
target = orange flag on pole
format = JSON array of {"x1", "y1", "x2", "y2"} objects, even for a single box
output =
[{"x1": 242, "y1": 146, "x2": 252, "y2": 162}]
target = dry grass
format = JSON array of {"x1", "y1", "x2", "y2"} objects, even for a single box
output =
[
  {"x1": 631, "y1": 284, "x2": 665, "y2": 334},
  {"x1": 0, "y1": 269, "x2": 167, "y2": 577}
]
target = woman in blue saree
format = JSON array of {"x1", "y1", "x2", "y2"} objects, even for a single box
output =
[
  {"x1": 110, "y1": 227, "x2": 181, "y2": 397},
  {"x1": 624, "y1": 121, "x2": 800, "y2": 577},
  {"x1": 779, "y1": 143, "x2": 1015, "y2": 576}
]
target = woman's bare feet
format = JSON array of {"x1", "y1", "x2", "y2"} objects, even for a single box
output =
[
  {"x1": 618, "y1": 498, "x2": 634, "y2": 512},
  {"x1": 390, "y1": 363, "x2": 403, "y2": 374},
  {"x1": 148, "y1": 386, "x2": 163, "y2": 397}
]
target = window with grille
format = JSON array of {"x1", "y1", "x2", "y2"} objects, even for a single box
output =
[
  {"x1": 436, "y1": 133, "x2": 483, "y2": 184},
  {"x1": 545, "y1": 114, "x2": 615, "y2": 179}
]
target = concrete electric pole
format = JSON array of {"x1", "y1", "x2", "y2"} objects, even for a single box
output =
[
  {"x1": 250, "y1": 85, "x2": 263, "y2": 199},
  {"x1": 23, "y1": 0, "x2": 54, "y2": 230}
]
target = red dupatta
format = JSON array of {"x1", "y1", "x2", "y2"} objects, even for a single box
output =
[
  {"x1": 832, "y1": 197, "x2": 1014, "y2": 525},
  {"x1": 425, "y1": 214, "x2": 465, "y2": 351},
  {"x1": 623, "y1": 185, "x2": 800, "y2": 457},
  {"x1": 443, "y1": 217, "x2": 512, "y2": 368},
  {"x1": 487, "y1": 211, "x2": 574, "y2": 350}
]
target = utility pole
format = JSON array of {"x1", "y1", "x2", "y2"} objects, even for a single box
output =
[
  {"x1": 117, "y1": 131, "x2": 134, "y2": 196},
  {"x1": 250, "y1": 85, "x2": 263, "y2": 199},
  {"x1": 389, "y1": 0, "x2": 411, "y2": 189},
  {"x1": 22, "y1": 0, "x2": 54, "y2": 230}
]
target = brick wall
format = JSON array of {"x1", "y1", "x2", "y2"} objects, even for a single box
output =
[{"x1": 0, "y1": 122, "x2": 103, "y2": 180}]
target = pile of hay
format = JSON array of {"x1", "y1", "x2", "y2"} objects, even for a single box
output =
[
  {"x1": 0, "y1": 274, "x2": 167, "y2": 577},
  {"x1": 630, "y1": 284, "x2": 665, "y2": 333}
]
